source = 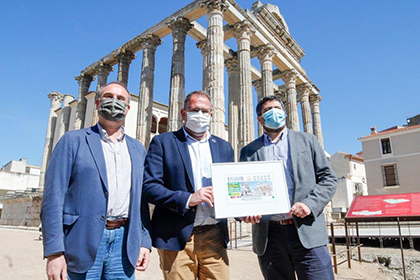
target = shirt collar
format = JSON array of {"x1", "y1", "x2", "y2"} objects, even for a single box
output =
[
  {"x1": 182, "y1": 126, "x2": 211, "y2": 143},
  {"x1": 263, "y1": 127, "x2": 288, "y2": 145},
  {"x1": 97, "y1": 123, "x2": 125, "y2": 143}
]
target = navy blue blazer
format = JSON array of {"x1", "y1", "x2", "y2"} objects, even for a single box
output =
[
  {"x1": 143, "y1": 128, "x2": 234, "y2": 251},
  {"x1": 41, "y1": 125, "x2": 151, "y2": 273}
]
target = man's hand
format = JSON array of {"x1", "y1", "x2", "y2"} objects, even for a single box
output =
[
  {"x1": 239, "y1": 215, "x2": 262, "y2": 224},
  {"x1": 288, "y1": 202, "x2": 311, "y2": 218},
  {"x1": 136, "y1": 247, "x2": 150, "y2": 271},
  {"x1": 188, "y1": 186, "x2": 213, "y2": 207},
  {"x1": 46, "y1": 254, "x2": 67, "y2": 280}
]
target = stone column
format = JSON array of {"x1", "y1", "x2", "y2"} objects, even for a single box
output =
[
  {"x1": 281, "y1": 69, "x2": 300, "y2": 131},
  {"x1": 167, "y1": 17, "x2": 192, "y2": 132},
  {"x1": 225, "y1": 57, "x2": 240, "y2": 160},
  {"x1": 203, "y1": 0, "x2": 228, "y2": 138},
  {"x1": 74, "y1": 74, "x2": 93, "y2": 130},
  {"x1": 297, "y1": 83, "x2": 313, "y2": 134},
  {"x1": 196, "y1": 40, "x2": 208, "y2": 91},
  {"x1": 61, "y1": 94, "x2": 75, "y2": 134},
  {"x1": 117, "y1": 50, "x2": 136, "y2": 87},
  {"x1": 92, "y1": 63, "x2": 113, "y2": 125},
  {"x1": 310, "y1": 94, "x2": 324, "y2": 148},
  {"x1": 39, "y1": 92, "x2": 63, "y2": 188},
  {"x1": 136, "y1": 35, "x2": 161, "y2": 146},
  {"x1": 234, "y1": 21, "x2": 255, "y2": 149},
  {"x1": 257, "y1": 44, "x2": 275, "y2": 98},
  {"x1": 252, "y1": 79, "x2": 264, "y2": 136}
]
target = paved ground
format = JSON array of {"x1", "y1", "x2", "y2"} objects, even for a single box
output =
[
  {"x1": 0, "y1": 227, "x2": 263, "y2": 280},
  {"x1": 2, "y1": 227, "x2": 414, "y2": 279}
]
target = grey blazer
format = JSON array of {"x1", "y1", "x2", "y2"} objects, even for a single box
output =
[{"x1": 240, "y1": 130, "x2": 337, "y2": 255}]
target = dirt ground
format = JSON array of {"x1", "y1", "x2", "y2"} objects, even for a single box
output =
[{"x1": 1, "y1": 227, "x2": 418, "y2": 279}]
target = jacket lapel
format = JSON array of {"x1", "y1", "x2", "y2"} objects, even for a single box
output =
[
  {"x1": 288, "y1": 130, "x2": 298, "y2": 203},
  {"x1": 209, "y1": 136, "x2": 220, "y2": 163},
  {"x1": 255, "y1": 136, "x2": 266, "y2": 161},
  {"x1": 174, "y1": 129, "x2": 195, "y2": 192},
  {"x1": 86, "y1": 125, "x2": 108, "y2": 191}
]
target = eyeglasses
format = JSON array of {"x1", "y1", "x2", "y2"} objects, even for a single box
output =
[{"x1": 184, "y1": 107, "x2": 212, "y2": 114}]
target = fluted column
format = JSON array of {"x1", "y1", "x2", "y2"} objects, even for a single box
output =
[
  {"x1": 117, "y1": 50, "x2": 136, "y2": 87},
  {"x1": 203, "y1": 0, "x2": 228, "y2": 138},
  {"x1": 61, "y1": 95, "x2": 75, "y2": 135},
  {"x1": 257, "y1": 44, "x2": 275, "y2": 97},
  {"x1": 74, "y1": 74, "x2": 93, "y2": 129},
  {"x1": 234, "y1": 21, "x2": 255, "y2": 149},
  {"x1": 167, "y1": 17, "x2": 192, "y2": 132},
  {"x1": 136, "y1": 35, "x2": 162, "y2": 146},
  {"x1": 39, "y1": 92, "x2": 63, "y2": 188},
  {"x1": 281, "y1": 69, "x2": 300, "y2": 131},
  {"x1": 252, "y1": 79, "x2": 264, "y2": 136},
  {"x1": 196, "y1": 40, "x2": 208, "y2": 91},
  {"x1": 225, "y1": 57, "x2": 240, "y2": 160},
  {"x1": 92, "y1": 63, "x2": 113, "y2": 125},
  {"x1": 310, "y1": 94, "x2": 324, "y2": 148},
  {"x1": 297, "y1": 83, "x2": 313, "y2": 134}
]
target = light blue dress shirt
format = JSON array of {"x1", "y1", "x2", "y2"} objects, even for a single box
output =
[{"x1": 263, "y1": 128, "x2": 295, "y2": 221}]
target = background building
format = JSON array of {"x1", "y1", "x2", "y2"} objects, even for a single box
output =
[
  {"x1": 359, "y1": 114, "x2": 420, "y2": 195},
  {"x1": 329, "y1": 151, "x2": 367, "y2": 220}
]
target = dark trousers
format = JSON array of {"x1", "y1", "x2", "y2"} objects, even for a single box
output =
[{"x1": 258, "y1": 223, "x2": 334, "y2": 280}]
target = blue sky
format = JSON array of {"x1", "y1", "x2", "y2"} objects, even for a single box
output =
[{"x1": 1, "y1": 0, "x2": 419, "y2": 166}]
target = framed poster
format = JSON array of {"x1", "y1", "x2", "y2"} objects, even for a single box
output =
[{"x1": 211, "y1": 161, "x2": 290, "y2": 219}]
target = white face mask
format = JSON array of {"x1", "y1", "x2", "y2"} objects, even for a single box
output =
[{"x1": 185, "y1": 111, "x2": 211, "y2": 133}]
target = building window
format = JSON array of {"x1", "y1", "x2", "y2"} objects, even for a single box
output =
[
  {"x1": 382, "y1": 164, "x2": 399, "y2": 187},
  {"x1": 381, "y1": 138, "x2": 392, "y2": 154}
]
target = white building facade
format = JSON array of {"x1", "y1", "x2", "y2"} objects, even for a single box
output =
[{"x1": 329, "y1": 152, "x2": 367, "y2": 219}]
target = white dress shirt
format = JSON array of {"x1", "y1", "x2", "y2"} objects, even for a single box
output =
[{"x1": 183, "y1": 128, "x2": 218, "y2": 226}]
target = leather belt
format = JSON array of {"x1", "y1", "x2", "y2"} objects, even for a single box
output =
[
  {"x1": 269, "y1": 219, "x2": 294, "y2": 226},
  {"x1": 106, "y1": 218, "x2": 128, "y2": 230},
  {"x1": 193, "y1": 224, "x2": 219, "y2": 234}
]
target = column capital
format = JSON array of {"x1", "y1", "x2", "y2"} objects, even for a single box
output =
[
  {"x1": 257, "y1": 44, "x2": 275, "y2": 62},
  {"x1": 252, "y1": 79, "x2": 262, "y2": 93},
  {"x1": 47, "y1": 91, "x2": 63, "y2": 107},
  {"x1": 117, "y1": 49, "x2": 136, "y2": 63},
  {"x1": 75, "y1": 73, "x2": 94, "y2": 83},
  {"x1": 196, "y1": 39, "x2": 208, "y2": 53},
  {"x1": 281, "y1": 69, "x2": 298, "y2": 84},
  {"x1": 296, "y1": 83, "x2": 312, "y2": 101},
  {"x1": 139, "y1": 34, "x2": 162, "y2": 50},
  {"x1": 167, "y1": 16, "x2": 192, "y2": 33},
  {"x1": 201, "y1": 0, "x2": 228, "y2": 13},
  {"x1": 95, "y1": 63, "x2": 113, "y2": 76},
  {"x1": 275, "y1": 90, "x2": 287, "y2": 103},
  {"x1": 233, "y1": 20, "x2": 255, "y2": 40},
  {"x1": 309, "y1": 94, "x2": 322, "y2": 104},
  {"x1": 224, "y1": 57, "x2": 239, "y2": 73}
]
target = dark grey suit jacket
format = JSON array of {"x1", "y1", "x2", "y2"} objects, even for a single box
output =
[{"x1": 240, "y1": 130, "x2": 337, "y2": 255}]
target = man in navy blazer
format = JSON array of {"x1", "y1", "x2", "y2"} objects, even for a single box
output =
[
  {"x1": 41, "y1": 82, "x2": 151, "y2": 280},
  {"x1": 143, "y1": 91, "x2": 234, "y2": 279},
  {"x1": 240, "y1": 95, "x2": 337, "y2": 280}
]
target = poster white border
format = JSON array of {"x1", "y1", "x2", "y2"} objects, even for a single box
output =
[{"x1": 211, "y1": 161, "x2": 290, "y2": 219}]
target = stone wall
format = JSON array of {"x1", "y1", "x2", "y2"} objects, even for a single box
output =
[{"x1": 0, "y1": 195, "x2": 42, "y2": 227}]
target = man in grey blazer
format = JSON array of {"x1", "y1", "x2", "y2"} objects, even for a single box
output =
[{"x1": 240, "y1": 95, "x2": 337, "y2": 280}]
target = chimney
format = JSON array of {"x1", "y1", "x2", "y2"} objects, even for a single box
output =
[{"x1": 370, "y1": 127, "x2": 377, "y2": 134}]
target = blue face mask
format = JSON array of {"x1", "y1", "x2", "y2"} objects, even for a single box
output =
[{"x1": 262, "y1": 108, "x2": 286, "y2": 129}]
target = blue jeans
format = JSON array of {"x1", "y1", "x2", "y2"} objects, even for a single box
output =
[
  {"x1": 258, "y1": 224, "x2": 334, "y2": 280},
  {"x1": 68, "y1": 226, "x2": 134, "y2": 280}
]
